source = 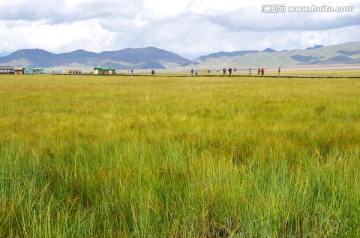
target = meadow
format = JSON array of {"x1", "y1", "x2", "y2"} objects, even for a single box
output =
[{"x1": 0, "y1": 73, "x2": 359, "y2": 237}]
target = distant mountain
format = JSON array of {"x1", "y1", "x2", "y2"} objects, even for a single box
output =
[
  {"x1": 262, "y1": 48, "x2": 277, "y2": 53},
  {"x1": 3, "y1": 49, "x2": 56, "y2": 67},
  {"x1": 198, "y1": 50, "x2": 259, "y2": 60},
  {"x1": 2, "y1": 42, "x2": 360, "y2": 71},
  {"x1": 198, "y1": 48, "x2": 281, "y2": 61},
  {"x1": 190, "y1": 41, "x2": 360, "y2": 69},
  {"x1": 0, "y1": 47, "x2": 191, "y2": 70},
  {"x1": 306, "y1": 45, "x2": 324, "y2": 50}
]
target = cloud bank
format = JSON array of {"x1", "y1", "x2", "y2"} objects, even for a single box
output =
[{"x1": 0, "y1": 0, "x2": 359, "y2": 58}]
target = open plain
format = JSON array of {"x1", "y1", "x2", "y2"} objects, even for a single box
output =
[{"x1": 0, "y1": 72, "x2": 359, "y2": 237}]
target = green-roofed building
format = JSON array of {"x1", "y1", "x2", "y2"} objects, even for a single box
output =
[
  {"x1": 93, "y1": 66, "x2": 116, "y2": 75},
  {"x1": 28, "y1": 68, "x2": 44, "y2": 74}
]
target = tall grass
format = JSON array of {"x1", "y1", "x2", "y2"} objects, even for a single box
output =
[{"x1": 0, "y1": 74, "x2": 359, "y2": 237}]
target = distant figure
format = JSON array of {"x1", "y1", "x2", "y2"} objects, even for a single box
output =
[
  {"x1": 261, "y1": 67, "x2": 265, "y2": 76},
  {"x1": 278, "y1": 67, "x2": 281, "y2": 76},
  {"x1": 151, "y1": 70, "x2": 155, "y2": 75},
  {"x1": 191, "y1": 69, "x2": 194, "y2": 76},
  {"x1": 208, "y1": 69, "x2": 211, "y2": 74},
  {"x1": 257, "y1": 67, "x2": 260, "y2": 75},
  {"x1": 249, "y1": 68, "x2": 252, "y2": 76},
  {"x1": 223, "y1": 68, "x2": 226, "y2": 75},
  {"x1": 131, "y1": 69, "x2": 134, "y2": 75},
  {"x1": 234, "y1": 68, "x2": 237, "y2": 75},
  {"x1": 195, "y1": 70, "x2": 198, "y2": 76},
  {"x1": 229, "y1": 67, "x2": 232, "y2": 76}
]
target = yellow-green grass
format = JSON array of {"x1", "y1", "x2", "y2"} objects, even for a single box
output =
[{"x1": 0, "y1": 74, "x2": 359, "y2": 237}]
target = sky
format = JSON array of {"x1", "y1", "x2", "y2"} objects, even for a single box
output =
[{"x1": 0, "y1": 0, "x2": 359, "y2": 59}]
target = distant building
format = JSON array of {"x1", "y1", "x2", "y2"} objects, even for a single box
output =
[
  {"x1": 93, "y1": 66, "x2": 116, "y2": 75},
  {"x1": 68, "y1": 70, "x2": 81, "y2": 75},
  {"x1": 14, "y1": 68, "x2": 25, "y2": 74},
  {"x1": 0, "y1": 66, "x2": 14, "y2": 74},
  {"x1": 28, "y1": 68, "x2": 44, "y2": 74}
]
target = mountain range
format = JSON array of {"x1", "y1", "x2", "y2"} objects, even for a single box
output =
[
  {"x1": 0, "y1": 42, "x2": 360, "y2": 71},
  {"x1": 192, "y1": 42, "x2": 360, "y2": 69},
  {"x1": 0, "y1": 47, "x2": 191, "y2": 71}
]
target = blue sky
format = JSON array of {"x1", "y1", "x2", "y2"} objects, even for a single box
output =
[{"x1": 0, "y1": 0, "x2": 359, "y2": 59}]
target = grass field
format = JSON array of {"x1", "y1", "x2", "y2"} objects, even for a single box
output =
[{"x1": 0, "y1": 73, "x2": 359, "y2": 237}]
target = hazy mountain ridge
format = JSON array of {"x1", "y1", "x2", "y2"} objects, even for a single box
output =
[
  {"x1": 1, "y1": 42, "x2": 360, "y2": 70},
  {"x1": 0, "y1": 47, "x2": 191, "y2": 70},
  {"x1": 192, "y1": 41, "x2": 360, "y2": 69}
]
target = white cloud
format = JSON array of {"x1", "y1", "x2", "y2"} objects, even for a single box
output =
[
  {"x1": 0, "y1": 19, "x2": 115, "y2": 53},
  {"x1": 0, "y1": 0, "x2": 359, "y2": 58},
  {"x1": 143, "y1": 0, "x2": 193, "y2": 17}
]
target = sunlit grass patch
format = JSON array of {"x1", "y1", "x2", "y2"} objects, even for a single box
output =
[{"x1": 0, "y1": 73, "x2": 359, "y2": 236}]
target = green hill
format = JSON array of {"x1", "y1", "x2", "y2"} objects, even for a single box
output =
[{"x1": 190, "y1": 41, "x2": 360, "y2": 69}]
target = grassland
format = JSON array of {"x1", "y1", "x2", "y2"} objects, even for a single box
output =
[{"x1": 0, "y1": 73, "x2": 359, "y2": 237}]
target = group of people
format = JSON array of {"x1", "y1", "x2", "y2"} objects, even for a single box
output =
[
  {"x1": 254, "y1": 67, "x2": 281, "y2": 76},
  {"x1": 190, "y1": 67, "x2": 282, "y2": 76},
  {"x1": 223, "y1": 67, "x2": 237, "y2": 75},
  {"x1": 190, "y1": 68, "x2": 238, "y2": 76},
  {"x1": 256, "y1": 67, "x2": 265, "y2": 76}
]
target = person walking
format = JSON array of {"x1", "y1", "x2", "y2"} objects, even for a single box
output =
[
  {"x1": 278, "y1": 67, "x2": 281, "y2": 76},
  {"x1": 223, "y1": 68, "x2": 226, "y2": 75},
  {"x1": 229, "y1": 67, "x2": 232, "y2": 76},
  {"x1": 257, "y1": 67, "x2": 260, "y2": 75},
  {"x1": 261, "y1": 67, "x2": 264, "y2": 76}
]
